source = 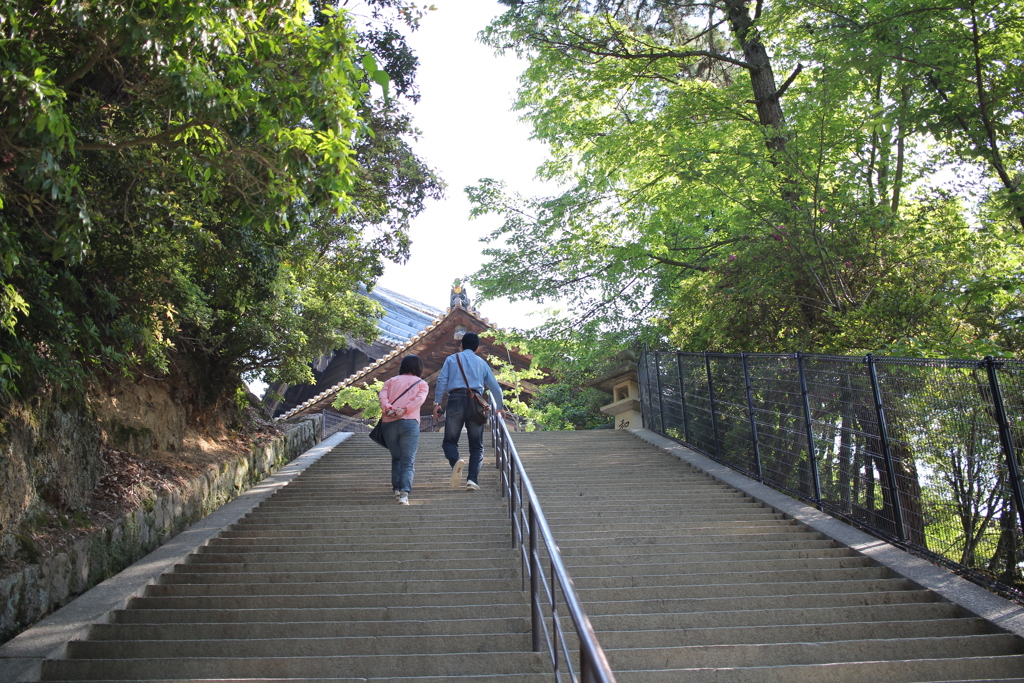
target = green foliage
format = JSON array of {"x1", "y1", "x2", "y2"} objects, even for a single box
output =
[
  {"x1": 528, "y1": 382, "x2": 610, "y2": 431},
  {"x1": 470, "y1": 0, "x2": 1024, "y2": 359},
  {"x1": 0, "y1": 0, "x2": 442, "y2": 401},
  {"x1": 331, "y1": 379, "x2": 384, "y2": 421},
  {"x1": 487, "y1": 335, "x2": 611, "y2": 431}
]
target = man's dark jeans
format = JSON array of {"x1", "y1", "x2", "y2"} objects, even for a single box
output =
[{"x1": 442, "y1": 391, "x2": 485, "y2": 484}]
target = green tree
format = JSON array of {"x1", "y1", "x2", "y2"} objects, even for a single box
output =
[
  {"x1": 0, "y1": 0, "x2": 442, "y2": 400},
  {"x1": 469, "y1": 0, "x2": 1024, "y2": 358},
  {"x1": 332, "y1": 379, "x2": 385, "y2": 420}
]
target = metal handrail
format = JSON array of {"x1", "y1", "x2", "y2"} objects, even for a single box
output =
[{"x1": 487, "y1": 396, "x2": 617, "y2": 683}]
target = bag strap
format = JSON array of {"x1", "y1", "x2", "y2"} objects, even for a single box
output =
[
  {"x1": 455, "y1": 353, "x2": 490, "y2": 408},
  {"x1": 387, "y1": 378, "x2": 425, "y2": 403},
  {"x1": 455, "y1": 353, "x2": 474, "y2": 394}
]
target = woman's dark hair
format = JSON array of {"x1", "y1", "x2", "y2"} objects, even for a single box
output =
[
  {"x1": 461, "y1": 331, "x2": 480, "y2": 351},
  {"x1": 399, "y1": 354, "x2": 423, "y2": 377}
]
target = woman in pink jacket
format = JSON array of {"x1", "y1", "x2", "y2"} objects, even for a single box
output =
[{"x1": 379, "y1": 355, "x2": 429, "y2": 505}]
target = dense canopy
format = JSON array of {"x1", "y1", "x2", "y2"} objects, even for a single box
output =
[
  {"x1": 470, "y1": 0, "x2": 1024, "y2": 361},
  {"x1": 0, "y1": 0, "x2": 442, "y2": 400}
]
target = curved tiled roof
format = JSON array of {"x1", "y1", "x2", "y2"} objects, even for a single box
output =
[
  {"x1": 277, "y1": 301, "x2": 505, "y2": 421},
  {"x1": 366, "y1": 286, "x2": 443, "y2": 345}
]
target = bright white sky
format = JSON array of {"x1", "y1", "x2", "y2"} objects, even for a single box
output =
[
  {"x1": 251, "y1": 2, "x2": 555, "y2": 395},
  {"x1": 373, "y1": 0, "x2": 560, "y2": 330}
]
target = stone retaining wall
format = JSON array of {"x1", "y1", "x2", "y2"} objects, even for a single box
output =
[{"x1": 0, "y1": 416, "x2": 320, "y2": 643}]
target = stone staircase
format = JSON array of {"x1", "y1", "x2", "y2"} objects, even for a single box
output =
[
  {"x1": 41, "y1": 433, "x2": 549, "y2": 682},
  {"x1": 513, "y1": 430, "x2": 1024, "y2": 683},
  {"x1": 32, "y1": 427, "x2": 1024, "y2": 682}
]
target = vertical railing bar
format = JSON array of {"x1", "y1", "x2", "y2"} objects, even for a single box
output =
[
  {"x1": 639, "y1": 348, "x2": 651, "y2": 430},
  {"x1": 704, "y1": 352, "x2": 722, "y2": 458},
  {"x1": 865, "y1": 354, "x2": 907, "y2": 542},
  {"x1": 529, "y1": 505, "x2": 542, "y2": 652},
  {"x1": 742, "y1": 353, "x2": 763, "y2": 480},
  {"x1": 676, "y1": 351, "x2": 690, "y2": 444},
  {"x1": 654, "y1": 351, "x2": 666, "y2": 434},
  {"x1": 985, "y1": 356, "x2": 1024, "y2": 542},
  {"x1": 636, "y1": 348, "x2": 645, "y2": 430},
  {"x1": 796, "y1": 353, "x2": 823, "y2": 507}
]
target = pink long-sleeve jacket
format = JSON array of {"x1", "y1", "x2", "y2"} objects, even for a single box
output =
[{"x1": 379, "y1": 375, "x2": 429, "y2": 423}]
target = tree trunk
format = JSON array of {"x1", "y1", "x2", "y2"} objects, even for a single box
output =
[{"x1": 722, "y1": 0, "x2": 787, "y2": 155}]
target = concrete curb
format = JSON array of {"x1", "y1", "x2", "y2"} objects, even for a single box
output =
[
  {"x1": 0, "y1": 432, "x2": 351, "y2": 683},
  {"x1": 628, "y1": 428, "x2": 1024, "y2": 640}
]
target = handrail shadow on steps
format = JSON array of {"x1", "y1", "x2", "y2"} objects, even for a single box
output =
[{"x1": 487, "y1": 396, "x2": 617, "y2": 683}]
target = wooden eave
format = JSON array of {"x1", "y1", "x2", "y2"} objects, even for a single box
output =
[{"x1": 277, "y1": 303, "x2": 543, "y2": 420}]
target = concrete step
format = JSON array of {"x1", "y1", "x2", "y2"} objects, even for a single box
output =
[
  {"x1": 550, "y1": 589, "x2": 939, "y2": 616},
  {"x1": 42, "y1": 677, "x2": 553, "y2": 683},
  {"x1": 587, "y1": 602, "x2": 967, "y2": 630},
  {"x1": 602, "y1": 634, "x2": 1024, "y2": 669},
  {"x1": 43, "y1": 650, "x2": 551, "y2": 679},
  {"x1": 147, "y1": 578, "x2": 522, "y2": 596},
  {"x1": 167, "y1": 563, "x2": 520, "y2": 580},
  {"x1": 561, "y1": 556, "x2": 875, "y2": 577},
  {"x1": 573, "y1": 577, "x2": 914, "y2": 601},
  {"x1": 568, "y1": 566, "x2": 891, "y2": 589},
  {"x1": 593, "y1": 618, "x2": 997, "y2": 647},
  {"x1": 127, "y1": 589, "x2": 530, "y2": 610},
  {"x1": 66, "y1": 632, "x2": 536, "y2": 658},
  {"x1": 612, "y1": 655, "x2": 1024, "y2": 683},
  {"x1": 87, "y1": 617, "x2": 531, "y2": 640},
  {"x1": 157, "y1": 569, "x2": 519, "y2": 584},
  {"x1": 192, "y1": 546, "x2": 517, "y2": 562}
]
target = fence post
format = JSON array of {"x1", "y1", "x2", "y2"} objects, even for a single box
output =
[
  {"x1": 704, "y1": 352, "x2": 722, "y2": 458},
  {"x1": 742, "y1": 353, "x2": 763, "y2": 480},
  {"x1": 796, "y1": 353, "x2": 823, "y2": 507},
  {"x1": 529, "y1": 504, "x2": 542, "y2": 652},
  {"x1": 654, "y1": 351, "x2": 666, "y2": 433},
  {"x1": 984, "y1": 356, "x2": 1024, "y2": 542},
  {"x1": 637, "y1": 349, "x2": 647, "y2": 430},
  {"x1": 865, "y1": 354, "x2": 907, "y2": 542},
  {"x1": 676, "y1": 352, "x2": 690, "y2": 444}
]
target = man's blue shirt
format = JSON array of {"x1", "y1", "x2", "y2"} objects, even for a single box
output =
[{"x1": 435, "y1": 349, "x2": 504, "y2": 410}]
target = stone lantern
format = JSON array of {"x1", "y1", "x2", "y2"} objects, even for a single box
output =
[{"x1": 587, "y1": 350, "x2": 643, "y2": 430}]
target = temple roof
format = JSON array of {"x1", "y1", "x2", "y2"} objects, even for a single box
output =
[
  {"x1": 277, "y1": 299, "x2": 541, "y2": 421},
  {"x1": 366, "y1": 286, "x2": 443, "y2": 345}
]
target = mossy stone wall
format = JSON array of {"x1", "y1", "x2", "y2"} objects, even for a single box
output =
[{"x1": 0, "y1": 417, "x2": 319, "y2": 643}]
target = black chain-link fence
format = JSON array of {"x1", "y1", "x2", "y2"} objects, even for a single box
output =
[{"x1": 638, "y1": 349, "x2": 1024, "y2": 601}]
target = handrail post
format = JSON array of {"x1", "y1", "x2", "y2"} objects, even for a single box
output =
[
  {"x1": 796, "y1": 353, "x2": 823, "y2": 507},
  {"x1": 865, "y1": 354, "x2": 907, "y2": 541},
  {"x1": 654, "y1": 351, "x2": 666, "y2": 433},
  {"x1": 742, "y1": 353, "x2": 763, "y2": 479},
  {"x1": 985, "y1": 356, "x2": 1024, "y2": 543},
  {"x1": 529, "y1": 504, "x2": 542, "y2": 652},
  {"x1": 704, "y1": 352, "x2": 722, "y2": 457},
  {"x1": 638, "y1": 348, "x2": 649, "y2": 430},
  {"x1": 676, "y1": 352, "x2": 690, "y2": 443}
]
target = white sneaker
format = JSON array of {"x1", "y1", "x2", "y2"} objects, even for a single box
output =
[
  {"x1": 466, "y1": 480, "x2": 481, "y2": 491},
  {"x1": 450, "y1": 459, "x2": 466, "y2": 489},
  {"x1": 393, "y1": 489, "x2": 401, "y2": 499},
  {"x1": 398, "y1": 492, "x2": 409, "y2": 505}
]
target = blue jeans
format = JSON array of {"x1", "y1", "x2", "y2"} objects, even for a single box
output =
[
  {"x1": 442, "y1": 392, "x2": 485, "y2": 484},
  {"x1": 383, "y1": 419, "x2": 419, "y2": 493}
]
